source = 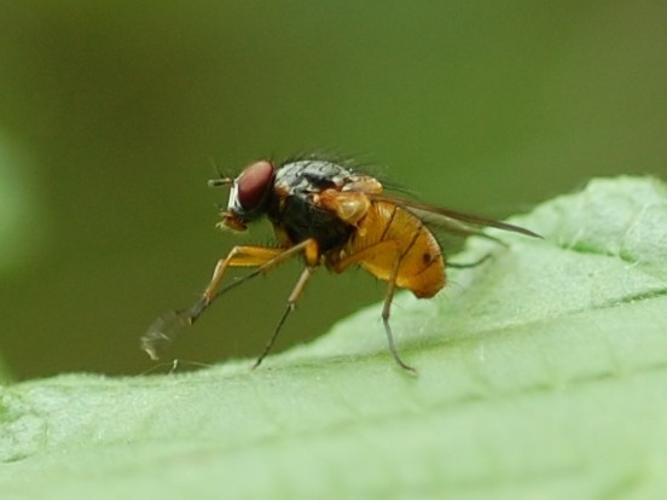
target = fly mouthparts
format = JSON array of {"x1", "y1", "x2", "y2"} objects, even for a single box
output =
[{"x1": 208, "y1": 177, "x2": 233, "y2": 188}]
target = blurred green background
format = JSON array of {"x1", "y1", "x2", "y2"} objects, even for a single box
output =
[{"x1": 1, "y1": 1, "x2": 665, "y2": 380}]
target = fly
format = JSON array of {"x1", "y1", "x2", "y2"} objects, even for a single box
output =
[{"x1": 142, "y1": 158, "x2": 540, "y2": 373}]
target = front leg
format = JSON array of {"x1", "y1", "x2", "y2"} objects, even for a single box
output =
[
  {"x1": 142, "y1": 239, "x2": 320, "y2": 360},
  {"x1": 196, "y1": 245, "x2": 284, "y2": 320}
]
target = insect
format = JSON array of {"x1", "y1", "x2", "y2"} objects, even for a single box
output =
[{"x1": 142, "y1": 157, "x2": 540, "y2": 373}]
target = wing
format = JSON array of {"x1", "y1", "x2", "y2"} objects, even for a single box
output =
[{"x1": 368, "y1": 194, "x2": 542, "y2": 239}]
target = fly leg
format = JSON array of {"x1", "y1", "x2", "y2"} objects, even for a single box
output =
[
  {"x1": 447, "y1": 253, "x2": 493, "y2": 269},
  {"x1": 143, "y1": 239, "x2": 319, "y2": 360},
  {"x1": 331, "y1": 240, "x2": 416, "y2": 373},
  {"x1": 193, "y1": 238, "x2": 320, "y2": 321},
  {"x1": 252, "y1": 266, "x2": 315, "y2": 369},
  {"x1": 193, "y1": 245, "x2": 285, "y2": 321},
  {"x1": 381, "y1": 255, "x2": 417, "y2": 374},
  {"x1": 143, "y1": 245, "x2": 281, "y2": 360}
]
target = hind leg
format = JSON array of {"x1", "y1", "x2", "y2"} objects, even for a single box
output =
[{"x1": 331, "y1": 240, "x2": 416, "y2": 373}]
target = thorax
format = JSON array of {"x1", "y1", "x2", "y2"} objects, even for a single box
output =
[{"x1": 267, "y1": 160, "x2": 355, "y2": 251}]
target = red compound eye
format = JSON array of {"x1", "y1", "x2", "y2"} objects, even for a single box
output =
[{"x1": 236, "y1": 161, "x2": 275, "y2": 211}]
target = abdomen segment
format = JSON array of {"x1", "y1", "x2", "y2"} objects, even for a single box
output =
[{"x1": 333, "y1": 201, "x2": 445, "y2": 298}]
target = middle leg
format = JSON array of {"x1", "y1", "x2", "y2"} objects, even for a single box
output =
[{"x1": 252, "y1": 265, "x2": 316, "y2": 369}]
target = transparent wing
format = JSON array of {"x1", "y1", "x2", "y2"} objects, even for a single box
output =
[{"x1": 368, "y1": 194, "x2": 542, "y2": 239}]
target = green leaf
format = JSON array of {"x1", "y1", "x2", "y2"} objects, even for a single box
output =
[{"x1": 1, "y1": 176, "x2": 666, "y2": 500}]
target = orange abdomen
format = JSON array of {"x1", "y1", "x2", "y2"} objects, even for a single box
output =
[{"x1": 344, "y1": 201, "x2": 445, "y2": 298}]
